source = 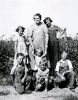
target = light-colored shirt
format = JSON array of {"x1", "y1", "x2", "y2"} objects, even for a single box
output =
[{"x1": 55, "y1": 59, "x2": 73, "y2": 72}]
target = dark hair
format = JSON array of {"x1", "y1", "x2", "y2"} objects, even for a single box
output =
[
  {"x1": 43, "y1": 17, "x2": 53, "y2": 24},
  {"x1": 34, "y1": 48, "x2": 43, "y2": 56},
  {"x1": 15, "y1": 26, "x2": 25, "y2": 32},
  {"x1": 16, "y1": 53, "x2": 24, "y2": 58},
  {"x1": 33, "y1": 13, "x2": 42, "y2": 20}
]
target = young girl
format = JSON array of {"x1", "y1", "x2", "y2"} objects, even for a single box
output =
[
  {"x1": 10, "y1": 26, "x2": 29, "y2": 75},
  {"x1": 32, "y1": 48, "x2": 44, "y2": 71}
]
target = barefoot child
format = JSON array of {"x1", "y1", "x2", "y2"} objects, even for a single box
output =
[{"x1": 35, "y1": 57, "x2": 49, "y2": 92}]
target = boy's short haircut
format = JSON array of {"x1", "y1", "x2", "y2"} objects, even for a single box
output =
[
  {"x1": 15, "y1": 26, "x2": 25, "y2": 32},
  {"x1": 16, "y1": 53, "x2": 24, "y2": 58}
]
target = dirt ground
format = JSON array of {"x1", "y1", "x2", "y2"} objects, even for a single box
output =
[{"x1": 0, "y1": 86, "x2": 78, "y2": 100}]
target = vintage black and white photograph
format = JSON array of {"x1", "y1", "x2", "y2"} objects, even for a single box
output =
[{"x1": 0, "y1": 0, "x2": 78, "y2": 100}]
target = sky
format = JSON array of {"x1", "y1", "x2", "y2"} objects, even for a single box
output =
[{"x1": 0, "y1": 0, "x2": 78, "y2": 40}]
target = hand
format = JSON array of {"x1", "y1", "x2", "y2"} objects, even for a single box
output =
[
  {"x1": 42, "y1": 49, "x2": 47, "y2": 58},
  {"x1": 62, "y1": 72, "x2": 65, "y2": 76},
  {"x1": 64, "y1": 28, "x2": 66, "y2": 32},
  {"x1": 61, "y1": 76, "x2": 66, "y2": 81},
  {"x1": 21, "y1": 78, "x2": 25, "y2": 84}
]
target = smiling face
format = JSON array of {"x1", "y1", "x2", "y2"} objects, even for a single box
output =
[
  {"x1": 17, "y1": 55, "x2": 23, "y2": 65},
  {"x1": 61, "y1": 51, "x2": 68, "y2": 61},
  {"x1": 45, "y1": 19, "x2": 51, "y2": 27},
  {"x1": 18, "y1": 27, "x2": 23, "y2": 36},
  {"x1": 35, "y1": 48, "x2": 43, "y2": 56},
  {"x1": 34, "y1": 15, "x2": 41, "y2": 25}
]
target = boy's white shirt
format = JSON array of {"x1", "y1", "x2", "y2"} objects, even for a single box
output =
[{"x1": 55, "y1": 59, "x2": 73, "y2": 72}]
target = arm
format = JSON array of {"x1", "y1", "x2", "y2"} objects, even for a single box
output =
[
  {"x1": 27, "y1": 27, "x2": 34, "y2": 49},
  {"x1": 21, "y1": 65, "x2": 28, "y2": 83},
  {"x1": 55, "y1": 62, "x2": 65, "y2": 80},
  {"x1": 42, "y1": 25, "x2": 49, "y2": 57},
  {"x1": 14, "y1": 40, "x2": 18, "y2": 59},
  {"x1": 62, "y1": 60, "x2": 73, "y2": 76},
  {"x1": 42, "y1": 69, "x2": 49, "y2": 77},
  {"x1": 56, "y1": 71, "x2": 66, "y2": 80},
  {"x1": 62, "y1": 69, "x2": 73, "y2": 76},
  {"x1": 54, "y1": 25, "x2": 66, "y2": 38}
]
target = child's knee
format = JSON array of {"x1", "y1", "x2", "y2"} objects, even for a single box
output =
[{"x1": 15, "y1": 83, "x2": 24, "y2": 94}]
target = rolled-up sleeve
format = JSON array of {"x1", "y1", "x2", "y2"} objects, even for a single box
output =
[{"x1": 55, "y1": 62, "x2": 60, "y2": 72}]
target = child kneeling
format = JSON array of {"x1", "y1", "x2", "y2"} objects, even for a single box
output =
[{"x1": 13, "y1": 53, "x2": 31, "y2": 94}]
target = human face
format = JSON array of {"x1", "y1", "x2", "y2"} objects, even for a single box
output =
[
  {"x1": 61, "y1": 52, "x2": 67, "y2": 61},
  {"x1": 17, "y1": 55, "x2": 23, "y2": 65},
  {"x1": 34, "y1": 15, "x2": 41, "y2": 25},
  {"x1": 36, "y1": 48, "x2": 42, "y2": 56},
  {"x1": 45, "y1": 19, "x2": 51, "y2": 27},
  {"x1": 41, "y1": 66, "x2": 45, "y2": 71},
  {"x1": 18, "y1": 27, "x2": 23, "y2": 36}
]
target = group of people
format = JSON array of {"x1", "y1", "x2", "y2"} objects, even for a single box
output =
[{"x1": 10, "y1": 13, "x2": 76, "y2": 94}]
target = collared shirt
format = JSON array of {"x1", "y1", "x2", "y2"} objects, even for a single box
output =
[{"x1": 55, "y1": 59, "x2": 73, "y2": 73}]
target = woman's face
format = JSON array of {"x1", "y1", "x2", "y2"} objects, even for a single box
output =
[
  {"x1": 18, "y1": 28, "x2": 23, "y2": 36},
  {"x1": 34, "y1": 15, "x2": 41, "y2": 24},
  {"x1": 17, "y1": 55, "x2": 23, "y2": 65},
  {"x1": 45, "y1": 19, "x2": 51, "y2": 27}
]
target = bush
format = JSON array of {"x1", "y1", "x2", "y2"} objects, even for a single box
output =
[
  {"x1": 63, "y1": 95, "x2": 78, "y2": 100},
  {"x1": 0, "y1": 37, "x2": 78, "y2": 85},
  {"x1": 0, "y1": 40, "x2": 14, "y2": 85}
]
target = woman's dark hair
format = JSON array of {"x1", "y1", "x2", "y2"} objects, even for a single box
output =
[
  {"x1": 33, "y1": 13, "x2": 42, "y2": 20},
  {"x1": 15, "y1": 26, "x2": 25, "y2": 32},
  {"x1": 43, "y1": 17, "x2": 53, "y2": 24}
]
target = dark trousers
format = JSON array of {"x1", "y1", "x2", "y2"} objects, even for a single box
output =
[
  {"x1": 55, "y1": 71, "x2": 76, "y2": 88},
  {"x1": 15, "y1": 75, "x2": 31, "y2": 94},
  {"x1": 48, "y1": 40, "x2": 59, "y2": 76}
]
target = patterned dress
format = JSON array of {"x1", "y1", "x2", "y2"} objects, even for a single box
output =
[{"x1": 28, "y1": 23, "x2": 48, "y2": 70}]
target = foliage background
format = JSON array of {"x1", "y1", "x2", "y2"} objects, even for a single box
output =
[{"x1": 0, "y1": 37, "x2": 78, "y2": 85}]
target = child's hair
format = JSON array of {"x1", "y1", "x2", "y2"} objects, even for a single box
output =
[
  {"x1": 40, "y1": 57, "x2": 47, "y2": 68},
  {"x1": 61, "y1": 50, "x2": 68, "y2": 57},
  {"x1": 34, "y1": 48, "x2": 43, "y2": 56},
  {"x1": 15, "y1": 26, "x2": 25, "y2": 32},
  {"x1": 16, "y1": 53, "x2": 24, "y2": 58}
]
